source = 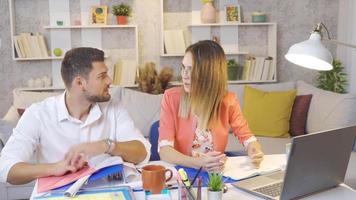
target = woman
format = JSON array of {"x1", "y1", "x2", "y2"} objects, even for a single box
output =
[{"x1": 158, "y1": 40, "x2": 263, "y2": 172}]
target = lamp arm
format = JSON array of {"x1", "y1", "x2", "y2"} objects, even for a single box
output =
[
  {"x1": 316, "y1": 22, "x2": 356, "y2": 49},
  {"x1": 327, "y1": 39, "x2": 356, "y2": 49}
]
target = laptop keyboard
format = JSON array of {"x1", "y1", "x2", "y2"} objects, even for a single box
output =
[{"x1": 253, "y1": 182, "x2": 283, "y2": 197}]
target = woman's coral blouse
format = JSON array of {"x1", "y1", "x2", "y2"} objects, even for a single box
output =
[{"x1": 158, "y1": 87, "x2": 254, "y2": 156}]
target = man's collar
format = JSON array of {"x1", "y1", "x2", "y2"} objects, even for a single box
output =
[
  {"x1": 57, "y1": 91, "x2": 102, "y2": 124},
  {"x1": 57, "y1": 92, "x2": 70, "y2": 122}
]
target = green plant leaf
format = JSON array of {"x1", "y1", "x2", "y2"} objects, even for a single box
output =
[{"x1": 316, "y1": 59, "x2": 348, "y2": 93}]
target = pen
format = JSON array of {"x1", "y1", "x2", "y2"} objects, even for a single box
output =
[
  {"x1": 178, "y1": 168, "x2": 196, "y2": 200},
  {"x1": 190, "y1": 167, "x2": 202, "y2": 188},
  {"x1": 197, "y1": 177, "x2": 202, "y2": 200},
  {"x1": 178, "y1": 168, "x2": 191, "y2": 187}
]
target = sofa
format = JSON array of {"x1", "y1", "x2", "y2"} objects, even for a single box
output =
[{"x1": 1, "y1": 80, "x2": 356, "y2": 199}]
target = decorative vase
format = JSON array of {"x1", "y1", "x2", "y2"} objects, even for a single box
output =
[
  {"x1": 207, "y1": 190, "x2": 223, "y2": 200},
  {"x1": 200, "y1": 2, "x2": 216, "y2": 23},
  {"x1": 116, "y1": 16, "x2": 127, "y2": 25}
]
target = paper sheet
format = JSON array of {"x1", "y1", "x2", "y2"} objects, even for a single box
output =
[{"x1": 223, "y1": 154, "x2": 287, "y2": 180}]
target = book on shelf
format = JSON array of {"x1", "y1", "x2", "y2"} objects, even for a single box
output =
[
  {"x1": 113, "y1": 59, "x2": 137, "y2": 86},
  {"x1": 14, "y1": 33, "x2": 50, "y2": 58},
  {"x1": 241, "y1": 55, "x2": 274, "y2": 81},
  {"x1": 164, "y1": 29, "x2": 186, "y2": 55},
  {"x1": 13, "y1": 36, "x2": 24, "y2": 58}
]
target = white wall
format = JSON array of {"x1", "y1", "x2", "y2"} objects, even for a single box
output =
[{"x1": 337, "y1": 0, "x2": 356, "y2": 93}]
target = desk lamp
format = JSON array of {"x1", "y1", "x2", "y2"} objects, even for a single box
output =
[{"x1": 285, "y1": 22, "x2": 356, "y2": 71}]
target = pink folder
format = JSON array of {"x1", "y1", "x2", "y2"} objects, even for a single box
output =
[{"x1": 37, "y1": 166, "x2": 96, "y2": 193}]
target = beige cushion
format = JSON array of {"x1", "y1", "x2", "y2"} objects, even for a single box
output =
[
  {"x1": 120, "y1": 88, "x2": 163, "y2": 137},
  {"x1": 13, "y1": 89, "x2": 62, "y2": 109},
  {"x1": 297, "y1": 81, "x2": 356, "y2": 133},
  {"x1": 2, "y1": 106, "x2": 20, "y2": 123}
]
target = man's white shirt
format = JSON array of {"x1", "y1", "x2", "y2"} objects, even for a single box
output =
[{"x1": 0, "y1": 92, "x2": 151, "y2": 182}]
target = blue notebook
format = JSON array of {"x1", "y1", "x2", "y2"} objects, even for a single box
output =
[
  {"x1": 35, "y1": 185, "x2": 134, "y2": 200},
  {"x1": 53, "y1": 164, "x2": 123, "y2": 191},
  {"x1": 175, "y1": 165, "x2": 237, "y2": 187}
]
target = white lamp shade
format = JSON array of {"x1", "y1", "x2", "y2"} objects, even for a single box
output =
[{"x1": 285, "y1": 33, "x2": 333, "y2": 71}]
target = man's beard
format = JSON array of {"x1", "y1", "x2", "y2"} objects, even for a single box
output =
[{"x1": 84, "y1": 90, "x2": 111, "y2": 103}]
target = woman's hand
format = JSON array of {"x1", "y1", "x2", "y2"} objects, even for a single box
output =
[
  {"x1": 247, "y1": 141, "x2": 264, "y2": 168},
  {"x1": 198, "y1": 151, "x2": 226, "y2": 172}
]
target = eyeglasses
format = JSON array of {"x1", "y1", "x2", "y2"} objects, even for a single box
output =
[{"x1": 181, "y1": 65, "x2": 192, "y2": 75}]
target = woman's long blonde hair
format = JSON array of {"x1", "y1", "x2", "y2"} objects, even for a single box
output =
[{"x1": 179, "y1": 40, "x2": 227, "y2": 130}]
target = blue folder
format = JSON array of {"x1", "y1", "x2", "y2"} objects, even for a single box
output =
[
  {"x1": 175, "y1": 165, "x2": 237, "y2": 187},
  {"x1": 53, "y1": 164, "x2": 123, "y2": 191}
]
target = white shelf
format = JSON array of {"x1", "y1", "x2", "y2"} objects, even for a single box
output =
[
  {"x1": 14, "y1": 54, "x2": 109, "y2": 61},
  {"x1": 160, "y1": 51, "x2": 249, "y2": 57},
  {"x1": 160, "y1": 53, "x2": 185, "y2": 57},
  {"x1": 14, "y1": 56, "x2": 64, "y2": 61},
  {"x1": 44, "y1": 25, "x2": 138, "y2": 29},
  {"x1": 188, "y1": 22, "x2": 276, "y2": 27},
  {"x1": 228, "y1": 80, "x2": 277, "y2": 84}
]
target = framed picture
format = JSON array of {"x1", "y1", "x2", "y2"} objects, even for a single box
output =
[
  {"x1": 90, "y1": 6, "x2": 108, "y2": 25},
  {"x1": 225, "y1": 5, "x2": 241, "y2": 22}
]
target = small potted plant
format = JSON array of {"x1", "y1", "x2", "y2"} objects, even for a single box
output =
[
  {"x1": 227, "y1": 59, "x2": 241, "y2": 80},
  {"x1": 112, "y1": 3, "x2": 131, "y2": 25},
  {"x1": 207, "y1": 173, "x2": 224, "y2": 200}
]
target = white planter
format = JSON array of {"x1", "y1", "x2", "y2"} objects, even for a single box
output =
[{"x1": 207, "y1": 190, "x2": 223, "y2": 200}]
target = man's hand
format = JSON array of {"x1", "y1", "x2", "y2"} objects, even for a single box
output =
[
  {"x1": 198, "y1": 151, "x2": 226, "y2": 173},
  {"x1": 48, "y1": 159, "x2": 81, "y2": 177},
  {"x1": 247, "y1": 141, "x2": 264, "y2": 168},
  {"x1": 65, "y1": 141, "x2": 107, "y2": 168}
]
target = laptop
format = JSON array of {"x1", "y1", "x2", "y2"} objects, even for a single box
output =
[{"x1": 232, "y1": 126, "x2": 356, "y2": 200}]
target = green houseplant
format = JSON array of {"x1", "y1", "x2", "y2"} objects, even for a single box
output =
[
  {"x1": 316, "y1": 59, "x2": 348, "y2": 93},
  {"x1": 207, "y1": 173, "x2": 223, "y2": 200},
  {"x1": 112, "y1": 3, "x2": 131, "y2": 25},
  {"x1": 227, "y1": 59, "x2": 241, "y2": 80}
]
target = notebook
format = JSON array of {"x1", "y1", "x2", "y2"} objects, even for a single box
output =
[
  {"x1": 175, "y1": 154, "x2": 286, "y2": 187},
  {"x1": 34, "y1": 186, "x2": 135, "y2": 200},
  {"x1": 37, "y1": 155, "x2": 123, "y2": 193}
]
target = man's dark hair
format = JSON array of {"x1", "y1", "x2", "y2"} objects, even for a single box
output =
[{"x1": 61, "y1": 47, "x2": 104, "y2": 89}]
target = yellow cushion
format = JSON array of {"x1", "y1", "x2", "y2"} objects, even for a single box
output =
[{"x1": 243, "y1": 86, "x2": 297, "y2": 137}]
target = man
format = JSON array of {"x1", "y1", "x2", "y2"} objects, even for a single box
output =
[{"x1": 0, "y1": 47, "x2": 150, "y2": 185}]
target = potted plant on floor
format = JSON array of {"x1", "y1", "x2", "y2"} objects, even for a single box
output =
[
  {"x1": 207, "y1": 173, "x2": 224, "y2": 200},
  {"x1": 316, "y1": 59, "x2": 348, "y2": 93},
  {"x1": 112, "y1": 3, "x2": 131, "y2": 25}
]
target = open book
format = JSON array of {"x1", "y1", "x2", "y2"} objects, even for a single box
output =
[{"x1": 223, "y1": 154, "x2": 287, "y2": 180}]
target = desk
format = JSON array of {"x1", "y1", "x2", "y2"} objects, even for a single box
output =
[
  {"x1": 31, "y1": 158, "x2": 356, "y2": 200},
  {"x1": 133, "y1": 184, "x2": 356, "y2": 200}
]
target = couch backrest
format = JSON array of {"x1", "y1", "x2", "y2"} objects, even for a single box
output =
[{"x1": 296, "y1": 81, "x2": 356, "y2": 133}]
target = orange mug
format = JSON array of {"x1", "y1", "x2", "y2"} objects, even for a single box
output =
[{"x1": 141, "y1": 165, "x2": 173, "y2": 194}]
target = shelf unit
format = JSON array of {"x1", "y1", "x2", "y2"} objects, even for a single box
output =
[
  {"x1": 160, "y1": 0, "x2": 277, "y2": 83},
  {"x1": 9, "y1": 0, "x2": 139, "y2": 87}
]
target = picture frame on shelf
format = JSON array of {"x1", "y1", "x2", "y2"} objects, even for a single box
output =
[
  {"x1": 225, "y1": 5, "x2": 241, "y2": 22},
  {"x1": 90, "y1": 6, "x2": 108, "y2": 25}
]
